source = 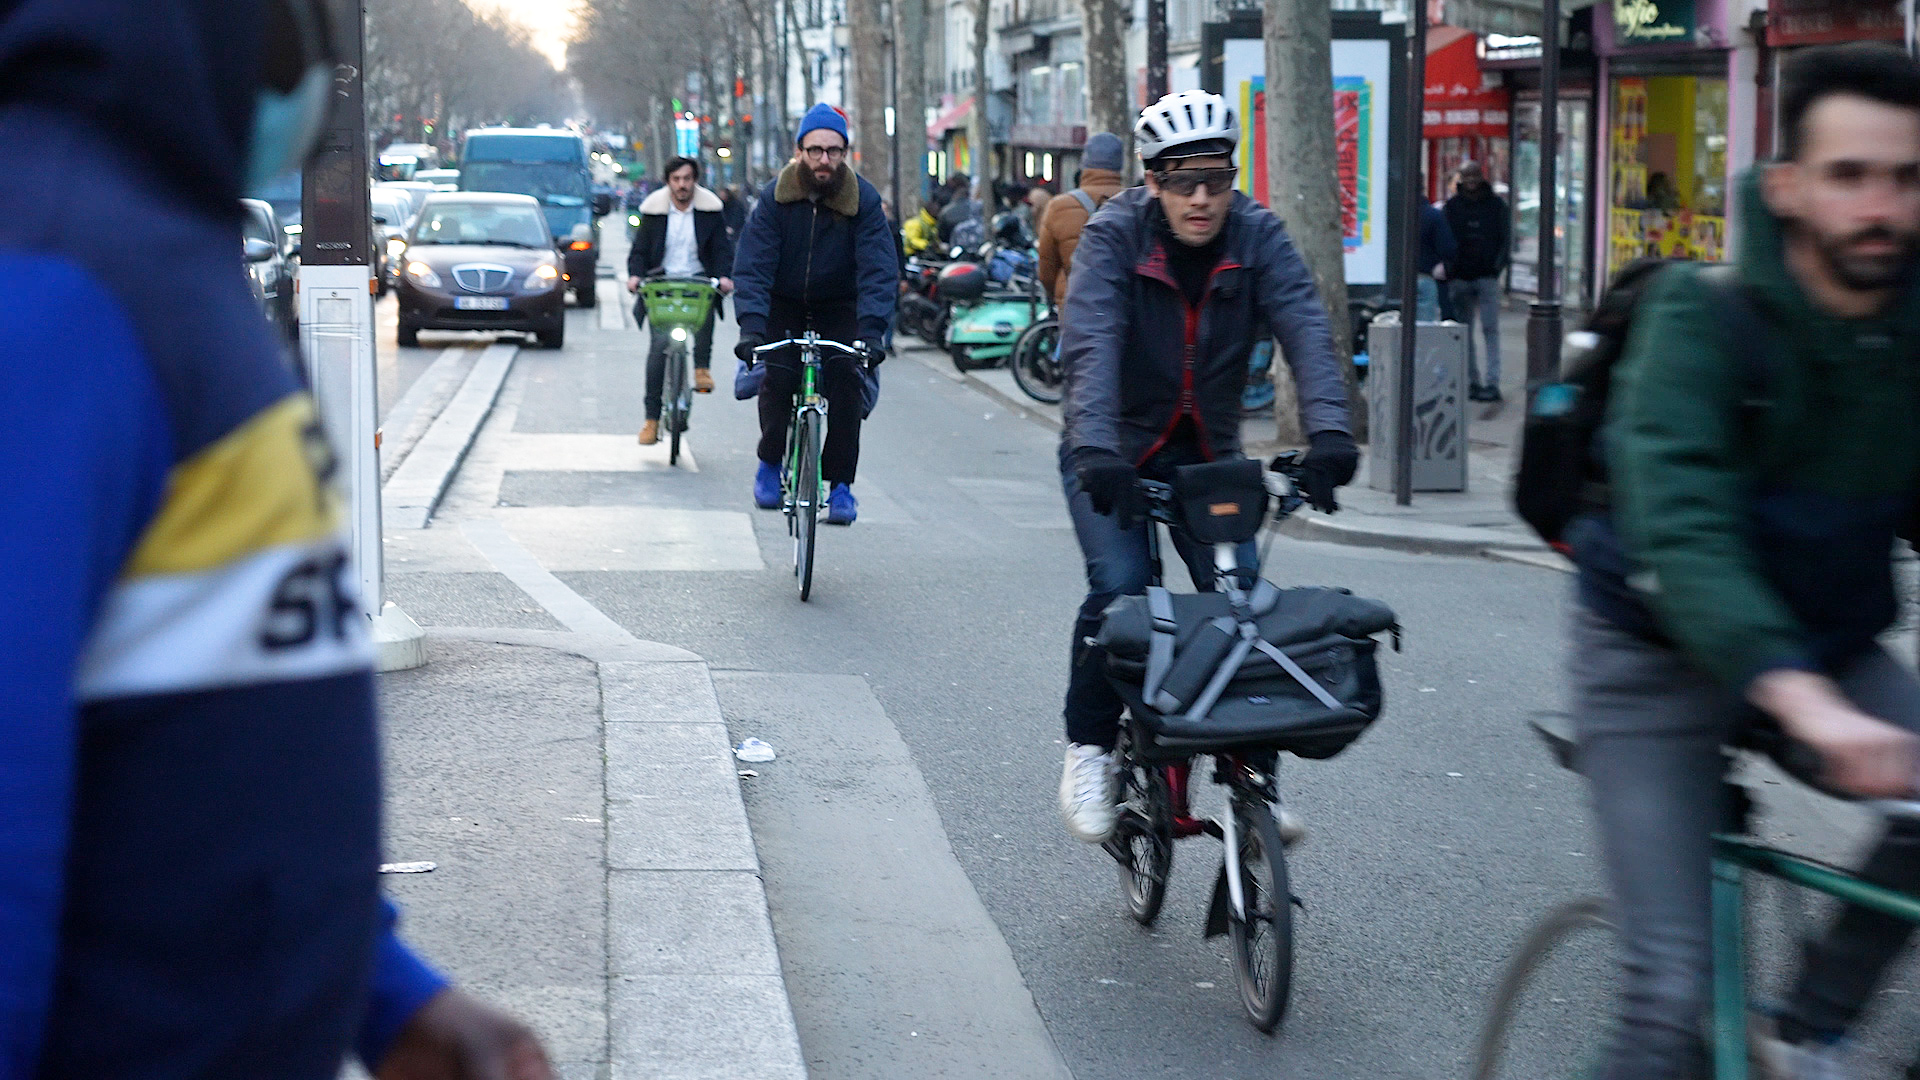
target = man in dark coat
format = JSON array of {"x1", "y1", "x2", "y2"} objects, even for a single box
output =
[
  {"x1": 627, "y1": 156, "x2": 735, "y2": 443},
  {"x1": 1442, "y1": 160, "x2": 1510, "y2": 401},
  {"x1": 732, "y1": 103, "x2": 897, "y2": 525}
]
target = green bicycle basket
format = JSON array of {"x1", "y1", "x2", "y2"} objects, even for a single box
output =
[{"x1": 640, "y1": 278, "x2": 718, "y2": 332}]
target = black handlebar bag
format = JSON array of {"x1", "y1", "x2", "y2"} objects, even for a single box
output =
[
  {"x1": 1173, "y1": 459, "x2": 1268, "y2": 545},
  {"x1": 1097, "y1": 583, "x2": 1398, "y2": 758}
]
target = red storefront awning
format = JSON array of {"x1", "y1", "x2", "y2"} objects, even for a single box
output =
[
  {"x1": 1424, "y1": 30, "x2": 1510, "y2": 139},
  {"x1": 928, "y1": 97, "x2": 974, "y2": 139}
]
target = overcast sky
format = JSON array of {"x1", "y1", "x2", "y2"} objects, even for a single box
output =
[{"x1": 470, "y1": 0, "x2": 578, "y2": 69}]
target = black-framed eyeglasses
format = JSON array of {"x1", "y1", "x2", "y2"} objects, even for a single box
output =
[
  {"x1": 801, "y1": 145, "x2": 848, "y2": 161},
  {"x1": 1154, "y1": 167, "x2": 1238, "y2": 196}
]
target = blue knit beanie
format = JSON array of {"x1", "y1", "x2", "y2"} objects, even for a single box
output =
[{"x1": 796, "y1": 103, "x2": 850, "y2": 146}]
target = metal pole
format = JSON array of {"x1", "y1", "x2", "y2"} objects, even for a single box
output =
[
  {"x1": 1525, "y1": 0, "x2": 1564, "y2": 395},
  {"x1": 300, "y1": 0, "x2": 424, "y2": 670},
  {"x1": 1393, "y1": 0, "x2": 1428, "y2": 506},
  {"x1": 889, "y1": 11, "x2": 902, "y2": 220},
  {"x1": 1147, "y1": 0, "x2": 1169, "y2": 102}
]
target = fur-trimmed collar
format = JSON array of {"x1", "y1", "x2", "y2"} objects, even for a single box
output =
[
  {"x1": 774, "y1": 161, "x2": 861, "y2": 217},
  {"x1": 640, "y1": 184, "x2": 723, "y2": 214}
]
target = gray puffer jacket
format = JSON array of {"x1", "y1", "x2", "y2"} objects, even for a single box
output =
[{"x1": 1059, "y1": 187, "x2": 1351, "y2": 466}]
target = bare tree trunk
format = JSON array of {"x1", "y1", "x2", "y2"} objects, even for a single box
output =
[
  {"x1": 969, "y1": 0, "x2": 994, "y2": 211},
  {"x1": 850, "y1": 0, "x2": 892, "y2": 192},
  {"x1": 894, "y1": 0, "x2": 927, "y2": 216},
  {"x1": 1263, "y1": 0, "x2": 1366, "y2": 443},
  {"x1": 787, "y1": 0, "x2": 816, "y2": 111},
  {"x1": 1081, "y1": 0, "x2": 1131, "y2": 159}
]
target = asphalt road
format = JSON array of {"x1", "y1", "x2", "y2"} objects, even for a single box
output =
[{"x1": 377, "y1": 230, "x2": 1920, "y2": 1079}]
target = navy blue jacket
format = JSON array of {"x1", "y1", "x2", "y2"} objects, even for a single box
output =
[
  {"x1": 732, "y1": 161, "x2": 898, "y2": 345},
  {"x1": 1419, "y1": 203, "x2": 1456, "y2": 278},
  {"x1": 0, "y1": 0, "x2": 443, "y2": 1072}
]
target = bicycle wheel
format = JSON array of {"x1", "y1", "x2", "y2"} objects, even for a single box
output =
[
  {"x1": 1010, "y1": 319, "x2": 1064, "y2": 405},
  {"x1": 793, "y1": 408, "x2": 822, "y2": 601},
  {"x1": 665, "y1": 346, "x2": 687, "y2": 466},
  {"x1": 1469, "y1": 897, "x2": 1619, "y2": 1080},
  {"x1": 1227, "y1": 799, "x2": 1294, "y2": 1033},
  {"x1": 1104, "y1": 759, "x2": 1174, "y2": 925}
]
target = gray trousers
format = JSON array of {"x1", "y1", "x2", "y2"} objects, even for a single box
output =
[
  {"x1": 1448, "y1": 276, "x2": 1503, "y2": 390},
  {"x1": 1570, "y1": 607, "x2": 1920, "y2": 1079}
]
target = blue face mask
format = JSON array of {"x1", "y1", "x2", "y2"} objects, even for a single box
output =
[{"x1": 244, "y1": 63, "x2": 332, "y2": 193}]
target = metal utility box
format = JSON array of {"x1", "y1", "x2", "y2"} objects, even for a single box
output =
[{"x1": 1366, "y1": 314, "x2": 1469, "y2": 493}]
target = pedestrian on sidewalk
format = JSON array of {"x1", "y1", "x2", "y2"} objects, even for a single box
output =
[
  {"x1": 1443, "y1": 160, "x2": 1510, "y2": 401},
  {"x1": 1418, "y1": 198, "x2": 1457, "y2": 322},
  {"x1": 732, "y1": 102, "x2": 898, "y2": 526},
  {"x1": 628, "y1": 155, "x2": 736, "y2": 445},
  {"x1": 1036, "y1": 131, "x2": 1125, "y2": 305},
  {"x1": 0, "y1": 1, "x2": 552, "y2": 1076}
]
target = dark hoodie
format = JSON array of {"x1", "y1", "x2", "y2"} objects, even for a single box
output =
[
  {"x1": 0, "y1": 1, "x2": 440, "y2": 1072},
  {"x1": 1574, "y1": 169, "x2": 1920, "y2": 687}
]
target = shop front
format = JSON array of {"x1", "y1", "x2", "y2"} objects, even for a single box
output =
[
  {"x1": 1596, "y1": 0, "x2": 1736, "y2": 281},
  {"x1": 1423, "y1": 29, "x2": 1511, "y2": 204}
]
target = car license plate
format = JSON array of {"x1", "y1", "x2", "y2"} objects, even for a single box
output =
[{"x1": 455, "y1": 296, "x2": 508, "y2": 311}]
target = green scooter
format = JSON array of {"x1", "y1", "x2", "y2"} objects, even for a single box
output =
[{"x1": 937, "y1": 248, "x2": 1046, "y2": 372}]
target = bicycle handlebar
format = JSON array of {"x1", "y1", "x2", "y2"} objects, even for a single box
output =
[
  {"x1": 1134, "y1": 453, "x2": 1308, "y2": 530},
  {"x1": 752, "y1": 335, "x2": 867, "y2": 359},
  {"x1": 641, "y1": 274, "x2": 721, "y2": 289}
]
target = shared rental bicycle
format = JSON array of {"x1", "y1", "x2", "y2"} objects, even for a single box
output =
[
  {"x1": 1097, "y1": 454, "x2": 1398, "y2": 1033},
  {"x1": 1471, "y1": 714, "x2": 1920, "y2": 1079},
  {"x1": 639, "y1": 275, "x2": 720, "y2": 466},
  {"x1": 749, "y1": 332, "x2": 866, "y2": 601}
]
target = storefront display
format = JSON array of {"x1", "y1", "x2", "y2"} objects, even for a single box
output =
[
  {"x1": 1607, "y1": 74, "x2": 1728, "y2": 275},
  {"x1": 1511, "y1": 96, "x2": 1590, "y2": 304}
]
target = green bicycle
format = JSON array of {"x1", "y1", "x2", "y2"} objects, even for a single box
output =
[
  {"x1": 749, "y1": 331, "x2": 864, "y2": 601},
  {"x1": 639, "y1": 275, "x2": 720, "y2": 467},
  {"x1": 1471, "y1": 714, "x2": 1920, "y2": 1080}
]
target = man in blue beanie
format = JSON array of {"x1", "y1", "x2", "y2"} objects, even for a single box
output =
[{"x1": 732, "y1": 102, "x2": 898, "y2": 525}]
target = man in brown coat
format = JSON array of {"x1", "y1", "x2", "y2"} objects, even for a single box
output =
[{"x1": 1036, "y1": 132, "x2": 1126, "y2": 303}]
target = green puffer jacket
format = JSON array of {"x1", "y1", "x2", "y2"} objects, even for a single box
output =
[{"x1": 1571, "y1": 169, "x2": 1920, "y2": 687}]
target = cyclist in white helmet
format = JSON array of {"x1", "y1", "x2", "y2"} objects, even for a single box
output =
[{"x1": 1054, "y1": 90, "x2": 1359, "y2": 842}]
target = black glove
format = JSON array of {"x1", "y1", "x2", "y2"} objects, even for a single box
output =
[
  {"x1": 856, "y1": 339, "x2": 885, "y2": 367},
  {"x1": 734, "y1": 331, "x2": 766, "y2": 364},
  {"x1": 1297, "y1": 430, "x2": 1359, "y2": 513},
  {"x1": 1073, "y1": 449, "x2": 1144, "y2": 526}
]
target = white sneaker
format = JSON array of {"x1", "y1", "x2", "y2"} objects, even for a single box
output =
[
  {"x1": 1276, "y1": 807, "x2": 1308, "y2": 847},
  {"x1": 1059, "y1": 744, "x2": 1118, "y2": 843},
  {"x1": 1754, "y1": 1025, "x2": 1855, "y2": 1080}
]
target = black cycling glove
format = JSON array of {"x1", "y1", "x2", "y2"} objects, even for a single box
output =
[
  {"x1": 856, "y1": 339, "x2": 885, "y2": 367},
  {"x1": 1073, "y1": 449, "x2": 1145, "y2": 527},
  {"x1": 734, "y1": 331, "x2": 767, "y2": 364},
  {"x1": 1298, "y1": 430, "x2": 1360, "y2": 513}
]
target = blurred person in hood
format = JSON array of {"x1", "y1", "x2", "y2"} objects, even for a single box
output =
[{"x1": 0, "y1": 0, "x2": 549, "y2": 1075}]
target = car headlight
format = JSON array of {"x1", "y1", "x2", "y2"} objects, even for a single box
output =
[
  {"x1": 405, "y1": 261, "x2": 442, "y2": 288},
  {"x1": 522, "y1": 263, "x2": 560, "y2": 293},
  {"x1": 386, "y1": 236, "x2": 407, "y2": 259}
]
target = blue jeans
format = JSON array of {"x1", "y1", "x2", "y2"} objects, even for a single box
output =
[
  {"x1": 1448, "y1": 276, "x2": 1503, "y2": 390},
  {"x1": 1061, "y1": 467, "x2": 1258, "y2": 748},
  {"x1": 1416, "y1": 276, "x2": 1441, "y2": 322}
]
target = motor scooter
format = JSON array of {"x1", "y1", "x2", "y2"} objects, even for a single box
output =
[{"x1": 943, "y1": 243, "x2": 1045, "y2": 372}]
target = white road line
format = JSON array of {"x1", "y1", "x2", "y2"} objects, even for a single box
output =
[
  {"x1": 597, "y1": 279, "x2": 627, "y2": 330},
  {"x1": 380, "y1": 346, "x2": 473, "y2": 482},
  {"x1": 458, "y1": 517, "x2": 638, "y2": 643}
]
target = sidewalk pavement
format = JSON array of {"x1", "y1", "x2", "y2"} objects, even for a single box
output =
[
  {"x1": 914, "y1": 298, "x2": 1566, "y2": 568},
  {"x1": 371, "y1": 270, "x2": 806, "y2": 1080}
]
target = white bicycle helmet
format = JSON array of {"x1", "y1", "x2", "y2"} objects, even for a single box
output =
[{"x1": 1133, "y1": 90, "x2": 1239, "y2": 164}]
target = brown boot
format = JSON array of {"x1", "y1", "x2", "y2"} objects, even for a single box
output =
[
  {"x1": 693, "y1": 368, "x2": 715, "y2": 394},
  {"x1": 637, "y1": 420, "x2": 659, "y2": 445}
]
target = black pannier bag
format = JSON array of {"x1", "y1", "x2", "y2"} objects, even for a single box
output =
[{"x1": 1097, "y1": 583, "x2": 1398, "y2": 758}]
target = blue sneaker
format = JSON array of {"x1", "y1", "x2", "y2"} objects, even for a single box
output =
[
  {"x1": 825, "y1": 483, "x2": 858, "y2": 525},
  {"x1": 753, "y1": 462, "x2": 781, "y2": 509}
]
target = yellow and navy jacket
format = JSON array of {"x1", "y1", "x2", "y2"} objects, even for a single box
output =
[{"x1": 0, "y1": 6, "x2": 443, "y2": 1070}]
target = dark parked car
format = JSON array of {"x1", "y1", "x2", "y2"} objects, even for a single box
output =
[
  {"x1": 370, "y1": 188, "x2": 412, "y2": 293},
  {"x1": 241, "y1": 197, "x2": 296, "y2": 341},
  {"x1": 395, "y1": 192, "x2": 567, "y2": 349}
]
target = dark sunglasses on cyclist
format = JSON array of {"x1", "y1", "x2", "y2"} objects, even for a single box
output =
[{"x1": 1153, "y1": 167, "x2": 1238, "y2": 197}]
